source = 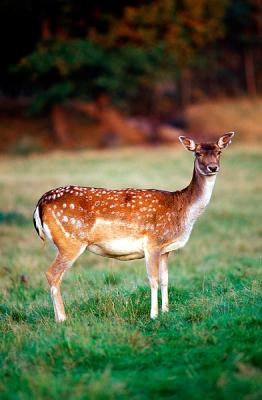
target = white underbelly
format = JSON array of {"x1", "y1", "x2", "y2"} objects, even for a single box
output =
[
  {"x1": 162, "y1": 238, "x2": 188, "y2": 254},
  {"x1": 87, "y1": 237, "x2": 145, "y2": 260},
  {"x1": 161, "y1": 227, "x2": 193, "y2": 254}
]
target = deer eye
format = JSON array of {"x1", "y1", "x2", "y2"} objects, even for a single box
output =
[
  {"x1": 217, "y1": 151, "x2": 222, "y2": 155},
  {"x1": 195, "y1": 152, "x2": 201, "y2": 157}
]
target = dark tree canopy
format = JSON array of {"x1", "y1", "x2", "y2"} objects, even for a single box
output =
[{"x1": 0, "y1": 0, "x2": 261, "y2": 110}]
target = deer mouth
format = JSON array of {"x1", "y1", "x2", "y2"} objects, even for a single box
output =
[
  {"x1": 198, "y1": 168, "x2": 219, "y2": 177},
  {"x1": 196, "y1": 161, "x2": 219, "y2": 176}
]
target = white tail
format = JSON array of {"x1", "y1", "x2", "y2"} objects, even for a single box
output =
[{"x1": 34, "y1": 132, "x2": 234, "y2": 322}]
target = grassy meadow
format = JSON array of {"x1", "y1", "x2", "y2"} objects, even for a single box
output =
[{"x1": 0, "y1": 145, "x2": 261, "y2": 399}]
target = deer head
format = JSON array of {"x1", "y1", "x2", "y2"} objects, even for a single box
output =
[{"x1": 179, "y1": 132, "x2": 234, "y2": 176}]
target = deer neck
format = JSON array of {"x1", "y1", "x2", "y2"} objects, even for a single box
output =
[{"x1": 184, "y1": 160, "x2": 217, "y2": 222}]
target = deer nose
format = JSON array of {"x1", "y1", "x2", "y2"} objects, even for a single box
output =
[{"x1": 207, "y1": 164, "x2": 219, "y2": 173}]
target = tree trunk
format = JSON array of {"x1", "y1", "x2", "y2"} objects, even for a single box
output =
[
  {"x1": 41, "y1": 19, "x2": 51, "y2": 40},
  {"x1": 51, "y1": 104, "x2": 71, "y2": 147},
  {"x1": 244, "y1": 47, "x2": 256, "y2": 96},
  {"x1": 180, "y1": 69, "x2": 192, "y2": 107}
]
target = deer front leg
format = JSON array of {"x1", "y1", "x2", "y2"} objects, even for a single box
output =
[
  {"x1": 160, "y1": 253, "x2": 169, "y2": 313},
  {"x1": 145, "y1": 249, "x2": 161, "y2": 319}
]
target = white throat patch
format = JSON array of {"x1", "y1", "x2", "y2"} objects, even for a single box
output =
[
  {"x1": 187, "y1": 174, "x2": 216, "y2": 224},
  {"x1": 162, "y1": 175, "x2": 216, "y2": 254}
]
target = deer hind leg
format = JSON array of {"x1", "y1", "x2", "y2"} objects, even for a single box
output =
[
  {"x1": 145, "y1": 249, "x2": 161, "y2": 319},
  {"x1": 46, "y1": 244, "x2": 86, "y2": 322},
  {"x1": 159, "y1": 253, "x2": 169, "y2": 313}
]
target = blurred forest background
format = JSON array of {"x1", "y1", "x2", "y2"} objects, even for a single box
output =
[{"x1": 0, "y1": 0, "x2": 262, "y2": 152}]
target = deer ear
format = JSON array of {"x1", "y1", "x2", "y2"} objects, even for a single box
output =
[
  {"x1": 179, "y1": 136, "x2": 196, "y2": 151},
  {"x1": 217, "y1": 132, "x2": 234, "y2": 149}
]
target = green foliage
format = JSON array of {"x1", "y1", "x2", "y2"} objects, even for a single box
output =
[
  {"x1": 29, "y1": 82, "x2": 75, "y2": 114},
  {"x1": 13, "y1": 0, "x2": 229, "y2": 112},
  {"x1": 94, "y1": 0, "x2": 227, "y2": 64},
  {"x1": 0, "y1": 147, "x2": 261, "y2": 398},
  {"x1": 17, "y1": 39, "x2": 169, "y2": 112},
  {"x1": 2, "y1": 0, "x2": 262, "y2": 104}
]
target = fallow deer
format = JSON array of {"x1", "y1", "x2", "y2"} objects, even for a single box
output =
[{"x1": 33, "y1": 133, "x2": 234, "y2": 322}]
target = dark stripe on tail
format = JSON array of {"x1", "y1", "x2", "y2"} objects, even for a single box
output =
[
  {"x1": 33, "y1": 213, "x2": 39, "y2": 236},
  {"x1": 33, "y1": 201, "x2": 44, "y2": 238}
]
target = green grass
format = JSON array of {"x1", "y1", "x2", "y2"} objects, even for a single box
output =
[{"x1": 0, "y1": 146, "x2": 261, "y2": 399}]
